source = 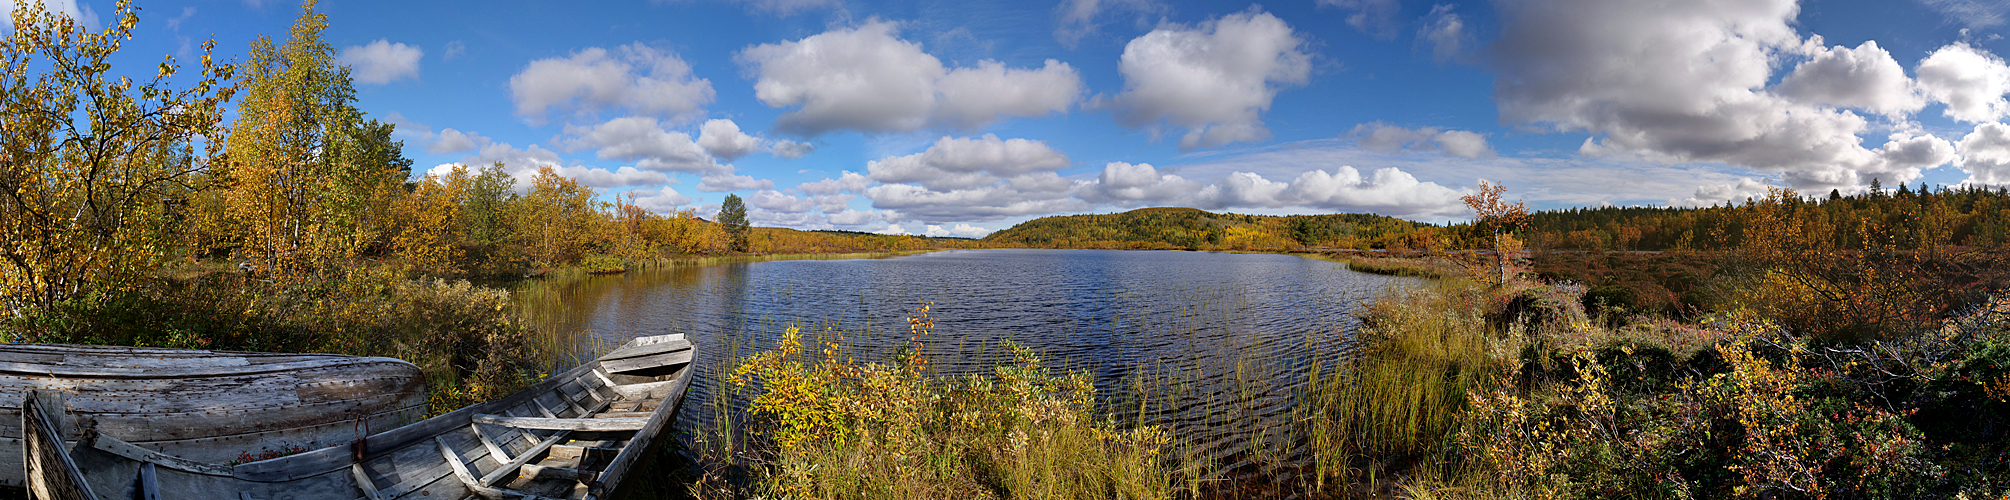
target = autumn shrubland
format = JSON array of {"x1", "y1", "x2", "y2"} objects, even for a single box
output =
[{"x1": 1298, "y1": 186, "x2": 2010, "y2": 499}]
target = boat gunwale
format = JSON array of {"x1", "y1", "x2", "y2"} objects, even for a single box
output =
[
  {"x1": 230, "y1": 335, "x2": 691, "y2": 485},
  {"x1": 592, "y1": 359, "x2": 694, "y2": 497},
  {"x1": 0, "y1": 349, "x2": 419, "y2": 380}
]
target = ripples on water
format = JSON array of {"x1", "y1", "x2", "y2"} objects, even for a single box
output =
[{"x1": 512, "y1": 249, "x2": 1417, "y2": 474}]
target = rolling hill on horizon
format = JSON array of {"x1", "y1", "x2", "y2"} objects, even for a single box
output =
[{"x1": 980, "y1": 207, "x2": 1437, "y2": 251}]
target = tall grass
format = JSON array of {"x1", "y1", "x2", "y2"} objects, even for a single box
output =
[
  {"x1": 708, "y1": 305, "x2": 1190, "y2": 499},
  {"x1": 1309, "y1": 253, "x2": 1465, "y2": 279},
  {"x1": 1295, "y1": 277, "x2": 1504, "y2": 494}
]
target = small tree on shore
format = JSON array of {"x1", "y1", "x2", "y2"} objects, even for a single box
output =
[
  {"x1": 718, "y1": 194, "x2": 750, "y2": 253},
  {"x1": 0, "y1": 0, "x2": 238, "y2": 312},
  {"x1": 1462, "y1": 181, "x2": 1530, "y2": 286}
]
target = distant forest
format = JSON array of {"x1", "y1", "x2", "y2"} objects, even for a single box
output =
[
  {"x1": 982, "y1": 207, "x2": 1436, "y2": 250},
  {"x1": 982, "y1": 183, "x2": 2010, "y2": 253}
]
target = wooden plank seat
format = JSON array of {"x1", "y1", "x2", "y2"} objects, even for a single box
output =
[{"x1": 472, "y1": 415, "x2": 649, "y2": 432}]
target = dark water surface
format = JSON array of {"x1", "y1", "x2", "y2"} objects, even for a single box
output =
[{"x1": 513, "y1": 249, "x2": 1416, "y2": 475}]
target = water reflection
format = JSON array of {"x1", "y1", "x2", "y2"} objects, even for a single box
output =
[{"x1": 512, "y1": 249, "x2": 1416, "y2": 473}]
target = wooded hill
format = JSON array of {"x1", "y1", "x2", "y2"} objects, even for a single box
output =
[
  {"x1": 980, "y1": 207, "x2": 1437, "y2": 251},
  {"x1": 980, "y1": 182, "x2": 2010, "y2": 255},
  {"x1": 1517, "y1": 182, "x2": 2010, "y2": 252}
]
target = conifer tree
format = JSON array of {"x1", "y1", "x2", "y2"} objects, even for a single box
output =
[{"x1": 718, "y1": 194, "x2": 750, "y2": 253}]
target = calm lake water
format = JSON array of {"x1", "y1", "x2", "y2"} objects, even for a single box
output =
[{"x1": 513, "y1": 248, "x2": 1416, "y2": 473}]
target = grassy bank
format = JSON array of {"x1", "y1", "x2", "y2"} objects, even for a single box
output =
[{"x1": 1309, "y1": 275, "x2": 2010, "y2": 498}]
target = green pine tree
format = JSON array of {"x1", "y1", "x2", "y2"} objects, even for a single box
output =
[{"x1": 718, "y1": 194, "x2": 750, "y2": 253}]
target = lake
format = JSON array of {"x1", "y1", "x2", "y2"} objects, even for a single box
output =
[{"x1": 512, "y1": 248, "x2": 1417, "y2": 475}]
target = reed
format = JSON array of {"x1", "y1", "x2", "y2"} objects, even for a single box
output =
[
  {"x1": 1293, "y1": 277, "x2": 1503, "y2": 494},
  {"x1": 708, "y1": 304, "x2": 1190, "y2": 500},
  {"x1": 1302, "y1": 252, "x2": 1465, "y2": 279}
]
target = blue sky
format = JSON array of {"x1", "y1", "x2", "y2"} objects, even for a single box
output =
[{"x1": 20, "y1": 0, "x2": 2010, "y2": 236}]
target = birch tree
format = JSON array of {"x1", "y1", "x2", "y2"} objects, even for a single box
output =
[
  {"x1": 222, "y1": 0, "x2": 406, "y2": 277},
  {"x1": 0, "y1": 0, "x2": 237, "y2": 312}
]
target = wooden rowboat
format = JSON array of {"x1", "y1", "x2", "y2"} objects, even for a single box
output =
[
  {"x1": 0, "y1": 344, "x2": 427, "y2": 488},
  {"x1": 25, "y1": 333, "x2": 694, "y2": 500}
]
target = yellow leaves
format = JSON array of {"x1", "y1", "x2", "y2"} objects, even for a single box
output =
[
  {"x1": 1985, "y1": 373, "x2": 2010, "y2": 404},
  {"x1": 0, "y1": 0, "x2": 233, "y2": 310},
  {"x1": 727, "y1": 311, "x2": 1168, "y2": 497}
]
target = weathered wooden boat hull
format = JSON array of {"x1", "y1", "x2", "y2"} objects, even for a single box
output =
[
  {"x1": 0, "y1": 344, "x2": 426, "y2": 489},
  {"x1": 27, "y1": 334, "x2": 695, "y2": 500}
]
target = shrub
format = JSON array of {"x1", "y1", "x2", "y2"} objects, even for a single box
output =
[{"x1": 724, "y1": 305, "x2": 1183, "y2": 499}]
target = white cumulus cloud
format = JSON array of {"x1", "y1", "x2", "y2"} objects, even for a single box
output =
[
  {"x1": 799, "y1": 172, "x2": 874, "y2": 194},
  {"x1": 748, "y1": 189, "x2": 817, "y2": 213},
  {"x1": 1112, "y1": 9, "x2": 1310, "y2": 150},
  {"x1": 934, "y1": 60, "x2": 1083, "y2": 129},
  {"x1": 1917, "y1": 42, "x2": 2010, "y2": 124},
  {"x1": 867, "y1": 134, "x2": 1071, "y2": 190},
  {"x1": 1779, "y1": 40, "x2": 1922, "y2": 117},
  {"x1": 428, "y1": 128, "x2": 481, "y2": 154},
  {"x1": 339, "y1": 39, "x2": 423, "y2": 85},
  {"x1": 556, "y1": 166, "x2": 672, "y2": 188},
  {"x1": 1675, "y1": 178, "x2": 1775, "y2": 207},
  {"x1": 1349, "y1": 123, "x2": 1494, "y2": 159},
  {"x1": 1957, "y1": 122, "x2": 2010, "y2": 186},
  {"x1": 698, "y1": 172, "x2": 777, "y2": 192},
  {"x1": 860, "y1": 135, "x2": 1083, "y2": 222},
  {"x1": 629, "y1": 186, "x2": 695, "y2": 213},
  {"x1": 738, "y1": 20, "x2": 1082, "y2": 135},
  {"x1": 432, "y1": 132, "x2": 671, "y2": 190},
  {"x1": 697, "y1": 119, "x2": 762, "y2": 160},
  {"x1": 924, "y1": 223, "x2": 991, "y2": 238},
  {"x1": 827, "y1": 209, "x2": 882, "y2": 226},
  {"x1": 1074, "y1": 161, "x2": 1468, "y2": 219},
  {"x1": 559, "y1": 117, "x2": 725, "y2": 173},
  {"x1": 697, "y1": 118, "x2": 814, "y2": 160},
  {"x1": 509, "y1": 43, "x2": 714, "y2": 125},
  {"x1": 1074, "y1": 162, "x2": 1207, "y2": 205},
  {"x1": 1490, "y1": 0, "x2": 1952, "y2": 192}
]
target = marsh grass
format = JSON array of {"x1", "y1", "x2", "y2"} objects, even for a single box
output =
[
  {"x1": 693, "y1": 269, "x2": 1412, "y2": 499},
  {"x1": 1289, "y1": 277, "x2": 1505, "y2": 496},
  {"x1": 696, "y1": 304, "x2": 1188, "y2": 499},
  {"x1": 1306, "y1": 252, "x2": 1466, "y2": 279}
]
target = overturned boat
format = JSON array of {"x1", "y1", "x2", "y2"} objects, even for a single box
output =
[
  {"x1": 0, "y1": 344, "x2": 427, "y2": 488},
  {"x1": 23, "y1": 333, "x2": 695, "y2": 500}
]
